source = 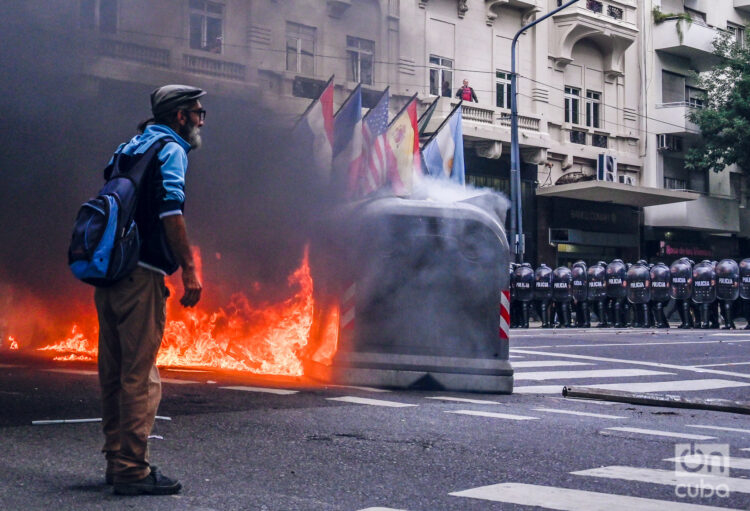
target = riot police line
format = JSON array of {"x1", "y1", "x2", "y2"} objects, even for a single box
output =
[{"x1": 509, "y1": 258, "x2": 750, "y2": 329}]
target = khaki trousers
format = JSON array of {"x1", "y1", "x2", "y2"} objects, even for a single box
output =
[{"x1": 94, "y1": 266, "x2": 167, "y2": 482}]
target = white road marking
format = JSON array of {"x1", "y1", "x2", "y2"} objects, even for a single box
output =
[
  {"x1": 573, "y1": 465, "x2": 750, "y2": 494},
  {"x1": 742, "y1": 448, "x2": 750, "y2": 452},
  {"x1": 514, "y1": 369, "x2": 674, "y2": 381},
  {"x1": 445, "y1": 410, "x2": 538, "y2": 421},
  {"x1": 357, "y1": 508, "x2": 408, "y2": 511},
  {"x1": 0, "y1": 363, "x2": 25, "y2": 368},
  {"x1": 693, "y1": 361, "x2": 750, "y2": 368},
  {"x1": 578, "y1": 379, "x2": 750, "y2": 393},
  {"x1": 602, "y1": 427, "x2": 716, "y2": 440},
  {"x1": 510, "y1": 348, "x2": 750, "y2": 380},
  {"x1": 665, "y1": 455, "x2": 750, "y2": 471},
  {"x1": 45, "y1": 369, "x2": 97, "y2": 376},
  {"x1": 532, "y1": 408, "x2": 626, "y2": 419},
  {"x1": 511, "y1": 360, "x2": 593, "y2": 368},
  {"x1": 426, "y1": 396, "x2": 503, "y2": 405},
  {"x1": 221, "y1": 386, "x2": 298, "y2": 395},
  {"x1": 449, "y1": 482, "x2": 735, "y2": 510},
  {"x1": 327, "y1": 384, "x2": 392, "y2": 393},
  {"x1": 710, "y1": 333, "x2": 750, "y2": 337},
  {"x1": 33, "y1": 416, "x2": 170, "y2": 425},
  {"x1": 327, "y1": 396, "x2": 417, "y2": 408},
  {"x1": 160, "y1": 378, "x2": 199, "y2": 385},
  {"x1": 514, "y1": 339, "x2": 750, "y2": 349},
  {"x1": 513, "y1": 385, "x2": 568, "y2": 394},
  {"x1": 686, "y1": 424, "x2": 750, "y2": 435}
]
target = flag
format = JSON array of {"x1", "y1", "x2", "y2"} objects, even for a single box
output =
[
  {"x1": 292, "y1": 77, "x2": 334, "y2": 182},
  {"x1": 417, "y1": 96, "x2": 440, "y2": 136},
  {"x1": 357, "y1": 87, "x2": 394, "y2": 198},
  {"x1": 386, "y1": 94, "x2": 421, "y2": 196},
  {"x1": 422, "y1": 103, "x2": 465, "y2": 185},
  {"x1": 332, "y1": 85, "x2": 363, "y2": 199}
]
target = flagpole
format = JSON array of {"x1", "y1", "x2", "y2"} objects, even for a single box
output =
[
  {"x1": 363, "y1": 87, "x2": 389, "y2": 121},
  {"x1": 421, "y1": 100, "x2": 462, "y2": 149},
  {"x1": 292, "y1": 75, "x2": 334, "y2": 130},
  {"x1": 387, "y1": 92, "x2": 419, "y2": 127}
]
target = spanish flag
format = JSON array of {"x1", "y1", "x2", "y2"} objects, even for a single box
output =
[{"x1": 385, "y1": 94, "x2": 422, "y2": 196}]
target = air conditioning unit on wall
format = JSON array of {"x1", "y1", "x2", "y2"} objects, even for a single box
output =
[{"x1": 597, "y1": 154, "x2": 617, "y2": 182}]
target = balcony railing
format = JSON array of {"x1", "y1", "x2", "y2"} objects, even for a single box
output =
[
  {"x1": 183, "y1": 54, "x2": 246, "y2": 81},
  {"x1": 664, "y1": 177, "x2": 688, "y2": 190},
  {"x1": 99, "y1": 39, "x2": 170, "y2": 68},
  {"x1": 498, "y1": 113, "x2": 541, "y2": 132},
  {"x1": 462, "y1": 104, "x2": 494, "y2": 124}
]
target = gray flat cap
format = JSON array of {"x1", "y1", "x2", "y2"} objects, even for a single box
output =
[{"x1": 151, "y1": 84, "x2": 206, "y2": 118}]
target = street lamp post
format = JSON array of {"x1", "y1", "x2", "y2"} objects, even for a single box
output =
[{"x1": 510, "y1": 0, "x2": 580, "y2": 263}]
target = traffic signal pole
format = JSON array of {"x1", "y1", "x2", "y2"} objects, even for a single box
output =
[{"x1": 510, "y1": 0, "x2": 580, "y2": 263}]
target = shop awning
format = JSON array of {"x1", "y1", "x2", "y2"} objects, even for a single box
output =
[{"x1": 536, "y1": 181, "x2": 699, "y2": 208}]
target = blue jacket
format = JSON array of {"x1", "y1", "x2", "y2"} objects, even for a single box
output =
[{"x1": 111, "y1": 125, "x2": 192, "y2": 275}]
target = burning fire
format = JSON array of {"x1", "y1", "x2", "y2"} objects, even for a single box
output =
[
  {"x1": 34, "y1": 246, "x2": 338, "y2": 376},
  {"x1": 8, "y1": 336, "x2": 19, "y2": 350}
]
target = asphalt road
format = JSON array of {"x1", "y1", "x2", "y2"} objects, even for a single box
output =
[{"x1": 1, "y1": 328, "x2": 750, "y2": 510}]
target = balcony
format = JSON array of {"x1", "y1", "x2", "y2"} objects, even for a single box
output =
[
  {"x1": 644, "y1": 195, "x2": 740, "y2": 233},
  {"x1": 98, "y1": 39, "x2": 170, "y2": 68},
  {"x1": 735, "y1": 0, "x2": 750, "y2": 14},
  {"x1": 653, "y1": 19, "x2": 721, "y2": 71},
  {"x1": 183, "y1": 54, "x2": 246, "y2": 81},
  {"x1": 652, "y1": 102, "x2": 700, "y2": 135}
]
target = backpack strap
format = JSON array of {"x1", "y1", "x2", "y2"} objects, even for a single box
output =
[{"x1": 107, "y1": 137, "x2": 176, "y2": 185}]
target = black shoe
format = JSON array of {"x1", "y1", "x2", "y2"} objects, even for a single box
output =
[
  {"x1": 113, "y1": 467, "x2": 181, "y2": 495},
  {"x1": 107, "y1": 464, "x2": 158, "y2": 486}
]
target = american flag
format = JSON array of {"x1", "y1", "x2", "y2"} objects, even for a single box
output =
[{"x1": 358, "y1": 89, "x2": 394, "y2": 197}]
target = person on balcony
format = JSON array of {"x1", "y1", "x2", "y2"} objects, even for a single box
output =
[{"x1": 455, "y1": 79, "x2": 478, "y2": 103}]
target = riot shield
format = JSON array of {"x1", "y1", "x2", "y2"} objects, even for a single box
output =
[
  {"x1": 627, "y1": 263, "x2": 650, "y2": 304},
  {"x1": 552, "y1": 266, "x2": 572, "y2": 302},
  {"x1": 715, "y1": 259, "x2": 739, "y2": 301},
  {"x1": 740, "y1": 258, "x2": 750, "y2": 300},
  {"x1": 587, "y1": 263, "x2": 606, "y2": 300},
  {"x1": 513, "y1": 263, "x2": 535, "y2": 302},
  {"x1": 669, "y1": 259, "x2": 692, "y2": 300},
  {"x1": 691, "y1": 260, "x2": 716, "y2": 304},
  {"x1": 534, "y1": 264, "x2": 553, "y2": 301},
  {"x1": 571, "y1": 263, "x2": 588, "y2": 302},
  {"x1": 605, "y1": 259, "x2": 627, "y2": 299},
  {"x1": 649, "y1": 263, "x2": 670, "y2": 303}
]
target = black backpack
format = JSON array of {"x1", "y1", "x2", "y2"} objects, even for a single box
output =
[{"x1": 68, "y1": 138, "x2": 172, "y2": 286}]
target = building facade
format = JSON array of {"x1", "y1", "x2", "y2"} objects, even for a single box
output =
[{"x1": 15, "y1": 0, "x2": 750, "y2": 265}]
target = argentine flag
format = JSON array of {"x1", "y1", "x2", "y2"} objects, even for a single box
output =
[{"x1": 422, "y1": 105, "x2": 464, "y2": 185}]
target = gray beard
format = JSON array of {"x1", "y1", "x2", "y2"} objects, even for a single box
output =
[{"x1": 181, "y1": 122, "x2": 202, "y2": 150}]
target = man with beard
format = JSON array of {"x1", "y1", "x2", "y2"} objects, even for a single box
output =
[{"x1": 94, "y1": 85, "x2": 205, "y2": 495}]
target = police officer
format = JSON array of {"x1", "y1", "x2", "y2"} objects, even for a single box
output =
[
  {"x1": 509, "y1": 263, "x2": 520, "y2": 328},
  {"x1": 627, "y1": 261, "x2": 651, "y2": 328},
  {"x1": 715, "y1": 259, "x2": 740, "y2": 329},
  {"x1": 692, "y1": 260, "x2": 716, "y2": 329},
  {"x1": 552, "y1": 266, "x2": 573, "y2": 328},
  {"x1": 534, "y1": 264, "x2": 554, "y2": 328},
  {"x1": 740, "y1": 258, "x2": 750, "y2": 329},
  {"x1": 650, "y1": 262, "x2": 671, "y2": 328},
  {"x1": 571, "y1": 261, "x2": 589, "y2": 327},
  {"x1": 605, "y1": 259, "x2": 627, "y2": 328},
  {"x1": 513, "y1": 263, "x2": 535, "y2": 328},
  {"x1": 670, "y1": 258, "x2": 693, "y2": 328},
  {"x1": 588, "y1": 261, "x2": 608, "y2": 327}
]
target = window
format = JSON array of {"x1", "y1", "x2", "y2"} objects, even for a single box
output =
[
  {"x1": 607, "y1": 5, "x2": 623, "y2": 20},
  {"x1": 684, "y1": 8, "x2": 707, "y2": 27},
  {"x1": 80, "y1": 0, "x2": 117, "y2": 33},
  {"x1": 190, "y1": 0, "x2": 223, "y2": 53},
  {"x1": 731, "y1": 173, "x2": 743, "y2": 204},
  {"x1": 586, "y1": 0, "x2": 603, "y2": 14},
  {"x1": 496, "y1": 71, "x2": 511, "y2": 109},
  {"x1": 570, "y1": 129, "x2": 586, "y2": 144},
  {"x1": 727, "y1": 22, "x2": 746, "y2": 49},
  {"x1": 565, "y1": 86, "x2": 580, "y2": 124},
  {"x1": 586, "y1": 90, "x2": 601, "y2": 128},
  {"x1": 685, "y1": 86, "x2": 704, "y2": 108},
  {"x1": 347, "y1": 36, "x2": 374, "y2": 85},
  {"x1": 286, "y1": 22, "x2": 315, "y2": 75},
  {"x1": 662, "y1": 71, "x2": 686, "y2": 103},
  {"x1": 592, "y1": 134, "x2": 607, "y2": 148},
  {"x1": 429, "y1": 55, "x2": 453, "y2": 97}
]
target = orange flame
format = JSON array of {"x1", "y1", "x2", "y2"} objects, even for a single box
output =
[
  {"x1": 8, "y1": 336, "x2": 19, "y2": 350},
  {"x1": 36, "y1": 246, "x2": 337, "y2": 376}
]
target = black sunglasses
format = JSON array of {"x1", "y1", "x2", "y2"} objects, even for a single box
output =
[{"x1": 182, "y1": 108, "x2": 206, "y2": 121}]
